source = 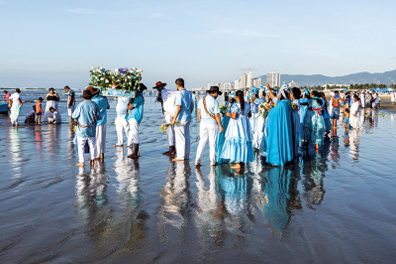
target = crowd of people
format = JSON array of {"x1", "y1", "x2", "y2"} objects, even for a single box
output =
[{"x1": 1, "y1": 81, "x2": 386, "y2": 168}]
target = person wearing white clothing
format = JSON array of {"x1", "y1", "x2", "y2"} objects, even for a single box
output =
[
  {"x1": 64, "y1": 86, "x2": 75, "y2": 126},
  {"x1": 170, "y1": 78, "x2": 193, "y2": 161},
  {"x1": 47, "y1": 107, "x2": 62, "y2": 123},
  {"x1": 90, "y1": 86, "x2": 110, "y2": 161},
  {"x1": 114, "y1": 96, "x2": 131, "y2": 147},
  {"x1": 195, "y1": 86, "x2": 224, "y2": 167},
  {"x1": 391, "y1": 91, "x2": 395, "y2": 105}
]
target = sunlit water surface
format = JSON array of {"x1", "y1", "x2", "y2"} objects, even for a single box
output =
[{"x1": 1, "y1": 95, "x2": 396, "y2": 263}]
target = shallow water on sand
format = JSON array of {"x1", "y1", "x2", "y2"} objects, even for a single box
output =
[{"x1": 1, "y1": 99, "x2": 396, "y2": 263}]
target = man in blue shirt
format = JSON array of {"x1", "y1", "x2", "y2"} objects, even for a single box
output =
[
  {"x1": 64, "y1": 86, "x2": 75, "y2": 126},
  {"x1": 195, "y1": 86, "x2": 224, "y2": 167},
  {"x1": 126, "y1": 83, "x2": 146, "y2": 159},
  {"x1": 170, "y1": 78, "x2": 193, "y2": 161},
  {"x1": 72, "y1": 89, "x2": 101, "y2": 167},
  {"x1": 89, "y1": 86, "x2": 110, "y2": 162}
]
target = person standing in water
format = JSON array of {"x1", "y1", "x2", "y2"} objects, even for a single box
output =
[
  {"x1": 90, "y1": 86, "x2": 110, "y2": 162},
  {"x1": 330, "y1": 91, "x2": 340, "y2": 129},
  {"x1": 195, "y1": 86, "x2": 224, "y2": 167},
  {"x1": 170, "y1": 78, "x2": 192, "y2": 161},
  {"x1": 9, "y1": 88, "x2": 23, "y2": 126},
  {"x1": 64, "y1": 86, "x2": 76, "y2": 126},
  {"x1": 72, "y1": 89, "x2": 101, "y2": 167}
]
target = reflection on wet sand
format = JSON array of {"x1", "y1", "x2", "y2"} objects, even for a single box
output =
[
  {"x1": 9, "y1": 128, "x2": 22, "y2": 177},
  {"x1": 157, "y1": 160, "x2": 191, "y2": 243}
]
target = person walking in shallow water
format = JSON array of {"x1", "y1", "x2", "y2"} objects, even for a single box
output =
[
  {"x1": 64, "y1": 86, "x2": 76, "y2": 126},
  {"x1": 72, "y1": 89, "x2": 101, "y2": 167}
]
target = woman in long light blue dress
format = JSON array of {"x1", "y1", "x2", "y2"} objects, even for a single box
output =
[
  {"x1": 291, "y1": 88, "x2": 301, "y2": 155},
  {"x1": 220, "y1": 90, "x2": 254, "y2": 170},
  {"x1": 216, "y1": 96, "x2": 235, "y2": 164},
  {"x1": 303, "y1": 91, "x2": 326, "y2": 150},
  {"x1": 320, "y1": 92, "x2": 331, "y2": 136},
  {"x1": 264, "y1": 86, "x2": 294, "y2": 166}
]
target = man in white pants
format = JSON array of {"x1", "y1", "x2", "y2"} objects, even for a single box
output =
[
  {"x1": 72, "y1": 89, "x2": 101, "y2": 167},
  {"x1": 126, "y1": 83, "x2": 146, "y2": 159},
  {"x1": 153, "y1": 81, "x2": 176, "y2": 155},
  {"x1": 114, "y1": 96, "x2": 131, "y2": 147},
  {"x1": 195, "y1": 86, "x2": 224, "y2": 167},
  {"x1": 64, "y1": 86, "x2": 75, "y2": 126},
  {"x1": 170, "y1": 78, "x2": 192, "y2": 161},
  {"x1": 90, "y1": 86, "x2": 110, "y2": 162}
]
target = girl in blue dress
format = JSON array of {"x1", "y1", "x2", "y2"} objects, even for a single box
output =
[
  {"x1": 221, "y1": 90, "x2": 254, "y2": 170},
  {"x1": 216, "y1": 96, "x2": 236, "y2": 164}
]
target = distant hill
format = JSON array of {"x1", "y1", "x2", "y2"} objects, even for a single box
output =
[{"x1": 258, "y1": 69, "x2": 396, "y2": 87}]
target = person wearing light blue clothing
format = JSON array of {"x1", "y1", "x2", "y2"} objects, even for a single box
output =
[
  {"x1": 126, "y1": 83, "x2": 146, "y2": 159},
  {"x1": 72, "y1": 89, "x2": 101, "y2": 167},
  {"x1": 262, "y1": 84, "x2": 294, "y2": 166},
  {"x1": 90, "y1": 86, "x2": 110, "y2": 161},
  {"x1": 192, "y1": 91, "x2": 198, "y2": 114},
  {"x1": 220, "y1": 90, "x2": 254, "y2": 171},
  {"x1": 170, "y1": 78, "x2": 193, "y2": 161},
  {"x1": 195, "y1": 86, "x2": 224, "y2": 167}
]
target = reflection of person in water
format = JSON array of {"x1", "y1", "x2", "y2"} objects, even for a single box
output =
[
  {"x1": 260, "y1": 166, "x2": 295, "y2": 233},
  {"x1": 349, "y1": 128, "x2": 362, "y2": 161},
  {"x1": 301, "y1": 144, "x2": 329, "y2": 207},
  {"x1": 157, "y1": 160, "x2": 192, "y2": 242},
  {"x1": 194, "y1": 167, "x2": 224, "y2": 249},
  {"x1": 216, "y1": 165, "x2": 254, "y2": 237}
]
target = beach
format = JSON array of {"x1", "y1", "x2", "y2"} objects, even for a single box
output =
[{"x1": 1, "y1": 93, "x2": 396, "y2": 263}]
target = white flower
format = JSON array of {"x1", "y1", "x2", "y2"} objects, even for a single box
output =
[
  {"x1": 105, "y1": 79, "x2": 109, "y2": 83},
  {"x1": 100, "y1": 78, "x2": 104, "y2": 81}
]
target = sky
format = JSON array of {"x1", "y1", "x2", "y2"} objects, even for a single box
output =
[{"x1": 0, "y1": 0, "x2": 395, "y2": 89}]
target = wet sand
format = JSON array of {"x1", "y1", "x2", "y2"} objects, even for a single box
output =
[{"x1": 1, "y1": 98, "x2": 396, "y2": 263}]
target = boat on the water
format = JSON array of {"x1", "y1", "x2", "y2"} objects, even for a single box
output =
[{"x1": 0, "y1": 103, "x2": 8, "y2": 114}]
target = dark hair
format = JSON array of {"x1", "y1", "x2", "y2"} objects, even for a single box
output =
[
  {"x1": 279, "y1": 90, "x2": 289, "y2": 100},
  {"x1": 138, "y1": 83, "x2": 147, "y2": 93},
  {"x1": 345, "y1": 108, "x2": 350, "y2": 113},
  {"x1": 311, "y1": 91, "x2": 322, "y2": 105},
  {"x1": 4, "y1": 90, "x2": 7, "y2": 93},
  {"x1": 229, "y1": 97, "x2": 235, "y2": 104},
  {"x1": 353, "y1": 95, "x2": 359, "y2": 100},
  {"x1": 291, "y1": 88, "x2": 301, "y2": 99},
  {"x1": 192, "y1": 91, "x2": 195, "y2": 94},
  {"x1": 319, "y1": 92, "x2": 325, "y2": 98},
  {"x1": 64, "y1": 86, "x2": 70, "y2": 90},
  {"x1": 175, "y1": 78, "x2": 184, "y2": 88},
  {"x1": 236, "y1": 90, "x2": 245, "y2": 111},
  {"x1": 49, "y1": 107, "x2": 55, "y2": 111},
  {"x1": 335, "y1": 91, "x2": 339, "y2": 94},
  {"x1": 49, "y1": 88, "x2": 55, "y2": 92},
  {"x1": 38, "y1": 97, "x2": 43, "y2": 101},
  {"x1": 33, "y1": 106, "x2": 36, "y2": 111},
  {"x1": 16, "y1": 88, "x2": 21, "y2": 93}
]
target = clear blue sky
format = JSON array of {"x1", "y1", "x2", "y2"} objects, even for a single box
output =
[{"x1": 0, "y1": 0, "x2": 395, "y2": 88}]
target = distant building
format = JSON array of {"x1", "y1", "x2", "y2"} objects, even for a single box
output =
[
  {"x1": 267, "y1": 71, "x2": 280, "y2": 87},
  {"x1": 234, "y1": 80, "x2": 240, "y2": 90},
  {"x1": 247, "y1": 71, "x2": 254, "y2": 88},
  {"x1": 220, "y1": 82, "x2": 231, "y2": 91},
  {"x1": 240, "y1": 73, "x2": 247, "y2": 88},
  {"x1": 253, "y1": 78, "x2": 262, "y2": 87},
  {"x1": 289, "y1": 80, "x2": 299, "y2": 88}
]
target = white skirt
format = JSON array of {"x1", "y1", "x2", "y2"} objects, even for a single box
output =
[{"x1": 43, "y1": 101, "x2": 58, "y2": 121}]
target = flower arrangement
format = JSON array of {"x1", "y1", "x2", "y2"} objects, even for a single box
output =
[
  {"x1": 258, "y1": 102, "x2": 275, "y2": 118},
  {"x1": 89, "y1": 67, "x2": 143, "y2": 91},
  {"x1": 220, "y1": 104, "x2": 228, "y2": 117},
  {"x1": 160, "y1": 121, "x2": 180, "y2": 132}
]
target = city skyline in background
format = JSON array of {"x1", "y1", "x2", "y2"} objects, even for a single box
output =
[{"x1": 0, "y1": 0, "x2": 395, "y2": 89}]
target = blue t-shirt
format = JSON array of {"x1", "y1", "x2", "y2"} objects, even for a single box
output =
[
  {"x1": 92, "y1": 95, "x2": 110, "y2": 126},
  {"x1": 174, "y1": 88, "x2": 192, "y2": 121},
  {"x1": 198, "y1": 94, "x2": 220, "y2": 125},
  {"x1": 72, "y1": 100, "x2": 101, "y2": 138},
  {"x1": 127, "y1": 93, "x2": 144, "y2": 124}
]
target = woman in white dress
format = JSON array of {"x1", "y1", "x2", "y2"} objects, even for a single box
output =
[
  {"x1": 43, "y1": 88, "x2": 60, "y2": 121},
  {"x1": 350, "y1": 95, "x2": 363, "y2": 129}
]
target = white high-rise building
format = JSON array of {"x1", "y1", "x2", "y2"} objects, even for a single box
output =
[
  {"x1": 234, "y1": 80, "x2": 240, "y2": 90},
  {"x1": 253, "y1": 78, "x2": 262, "y2": 87},
  {"x1": 247, "y1": 71, "x2": 254, "y2": 88},
  {"x1": 240, "y1": 73, "x2": 247, "y2": 89},
  {"x1": 289, "y1": 80, "x2": 299, "y2": 88},
  {"x1": 267, "y1": 71, "x2": 281, "y2": 87}
]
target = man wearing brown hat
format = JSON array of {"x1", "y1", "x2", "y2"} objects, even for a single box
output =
[
  {"x1": 72, "y1": 89, "x2": 101, "y2": 167},
  {"x1": 153, "y1": 81, "x2": 176, "y2": 155},
  {"x1": 90, "y1": 86, "x2": 110, "y2": 162},
  {"x1": 195, "y1": 86, "x2": 224, "y2": 167}
]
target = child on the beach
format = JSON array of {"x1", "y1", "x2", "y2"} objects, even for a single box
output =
[
  {"x1": 25, "y1": 106, "x2": 36, "y2": 123},
  {"x1": 35, "y1": 97, "x2": 44, "y2": 124},
  {"x1": 344, "y1": 108, "x2": 350, "y2": 129}
]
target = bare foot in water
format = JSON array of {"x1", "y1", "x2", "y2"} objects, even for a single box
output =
[
  {"x1": 172, "y1": 158, "x2": 185, "y2": 161},
  {"x1": 114, "y1": 144, "x2": 123, "y2": 147},
  {"x1": 195, "y1": 163, "x2": 201, "y2": 168},
  {"x1": 76, "y1": 163, "x2": 84, "y2": 167},
  {"x1": 231, "y1": 164, "x2": 241, "y2": 170},
  {"x1": 89, "y1": 160, "x2": 94, "y2": 166}
]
